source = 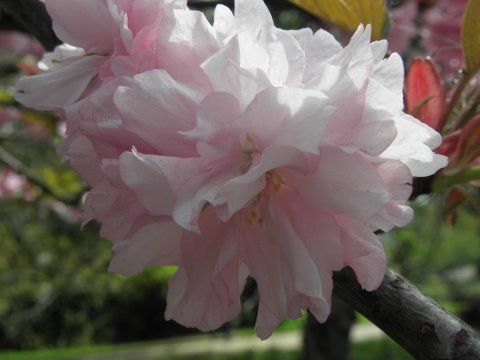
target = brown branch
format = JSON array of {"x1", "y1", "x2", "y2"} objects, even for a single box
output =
[
  {"x1": 0, "y1": 145, "x2": 83, "y2": 206},
  {"x1": 0, "y1": 0, "x2": 60, "y2": 51},
  {"x1": 334, "y1": 268, "x2": 480, "y2": 360}
]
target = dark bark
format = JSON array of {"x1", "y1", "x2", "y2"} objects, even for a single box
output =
[
  {"x1": 302, "y1": 296, "x2": 356, "y2": 360},
  {"x1": 334, "y1": 268, "x2": 480, "y2": 360},
  {"x1": 0, "y1": 0, "x2": 60, "y2": 51}
]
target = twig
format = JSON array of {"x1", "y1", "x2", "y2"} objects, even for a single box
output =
[
  {"x1": 0, "y1": 0, "x2": 60, "y2": 51},
  {"x1": 0, "y1": 145, "x2": 83, "y2": 205},
  {"x1": 334, "y1": 268, "x2": 480, "y2": 360},
  {"x1": 442, "y1": 70, "x2": 477, "y2": 132},
  {"x1": 450, "y1": 85, "x2": 480, "y2": 130}
]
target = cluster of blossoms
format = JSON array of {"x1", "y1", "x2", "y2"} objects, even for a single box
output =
[
  {"x1": 0, "y1": 31, "x2": 44, "y2": 59},
  {"x1": 15, "y1": 0, "x2": 447, "y2": 339},
  {"x1": 422, "y1": 0, "x2": 467, "y2": 77},
  {"x1": 388, "y1": 0, "x2": 467, "y2": 78},
  {"x1": 0, "y1": 167, "x2": 27, "y2": 199}
]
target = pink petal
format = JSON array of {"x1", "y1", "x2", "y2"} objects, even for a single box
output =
[
  {"x1": 289, "y1": 147, "x2": 390, "y2": 221},
  {"x1": 366, "y1": 53, "x2": 405, "y2": 121},
  {"x1": 183, "y1": 92, "x2": 242, "y2": 142},
  {"x1": 45, "y1": 0, "x2": 121, "y2": 52},
  {"x1": 213, "y1": 5, "x2": 234, "y2": 36},
  {"x1": 303, "y1": 29, "x2": 342, "y2": 82},
  {"x1": 267, "y1": 201, "x2": 324, "y2": 298},
  {"x1": 109, "y1": 221, "x2": 183, "y2": 275},
  {"x1": 240, "y1": 222, "x2": 288, "y2": 340},
  {"x1": 114, "y1": 70, "x2": 202, "y2": 156},
  {"x1": 121, "y1": 151, "x2": 238, "y2": 232},
  {"x1": 220, "y1": 145, "x2": 310, "y2": 217},
  {"x1": 381, "y1": 113, "x2": 448, "y2": 177},
  {"x1": 237, "y1": 87, "x2": 331, "y2": 153},
  {"x1": 201, "y1": 35, "x2": 271, "y2": 109},
  {"x1": 75, "y1": 77, "x2": 158, "y2": 155},
  {"x1": 119, "y1": 151, "x2": 175, "y2": 215},
  {"x1": 60, "y1": 133, "x2": 105, "y2": 187},
  {"x1": 165, "y1": 212, "x2": 246, "y2": 331},
  {"x1": 232, "y1": 0, "x2": 274, "y2": 34},
  {"x1": 15, "y1": 55, "x2": 104, "y2": 109},
  {"x1": 336, "y1": 215, "x2": 387, "y2": 291}
]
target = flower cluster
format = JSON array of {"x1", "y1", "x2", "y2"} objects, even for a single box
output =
[
  {"x1": 15, "y1": 0, "x2": 447, "y2": 338},
  {"x1": 422, "y1": 0, "x2": 467, "y2": 78},
  {"x1": 0, "y1": 167, "x2": 27, "y2": 199},
  {"x1": 387, "y1": 0, "x2": 468, "y2": 79},
  {"x1": 0, "y1": 31, "x2": 44, "y2": 59}
]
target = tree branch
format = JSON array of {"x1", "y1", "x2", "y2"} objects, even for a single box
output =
[
  {"x1": 334, "y1": 268, "x2": 480, "y2": 360},
  {"x1": 0, "y1": 145, "x2": 83, "y2": 206},
  {"x1": 0, "y1": 0, "x2": 60, "y2": 51}
]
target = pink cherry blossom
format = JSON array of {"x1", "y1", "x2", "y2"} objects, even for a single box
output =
[
  {"x1": 14, "y1": 0, "x2": 192, "y2": 109},
  {"x1": 387, "y1": 1, "x2": 417, "y2": 54},
  {"x1": 113, "y1": 4, "x2": 446, "y2": 336},
  {"x1": 0, "y1": 31, "x2": 44, "y2": 58},
  {"x1": 16, "y1": 0, "x2": 447, "y2": 339},
  {"x1": 0, "y1": 106, "x2": 21, "y2": 126},
  {"x1": 422, "y1": 0, "x2": 467, "y2": 78},
  {"x1": 0, "y1": 168, "x2": 27, "y2": 199}
]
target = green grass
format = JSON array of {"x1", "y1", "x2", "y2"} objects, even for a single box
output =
[
  {"x1": 168, "y1": 340, "x2": 412, "y2": 360},
  {"x1": 0, "y1": 344, "x2": 116, "y2": 360},
  {"x1": 0, "y1": 337, "x2": 413, "y2": 360},
  {"x1": 170, "y1": 350, "x2": 298, "y2": 360},
  {"x1": 352, "y1": 338, "x2": 412, "y2": 360}
]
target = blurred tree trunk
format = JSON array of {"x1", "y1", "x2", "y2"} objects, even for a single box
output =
[
  {"x1": 0, "y1": 0, "x2": 60, "y2": 50},
  {"x1": 302, "y1": 295, "x2": 356, "y2": 360}
]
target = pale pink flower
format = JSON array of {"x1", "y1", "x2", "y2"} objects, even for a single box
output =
[
  {"x1": 0, "y1": 31, "x2": 44, "y2": 58},
  {"x1": 0, "y1": 168, "x2": 27, "y2": 199},
  {"x1": 113, "y1": 2, "x2": 445, "y2": 337},
  {"x1": 387, "y1": 1, "x2": 418, "y2": 54},
  {"x1": 17, "y1": 0, "x2": 447, "y2": 339},
  {"x1": 0, "y1": 106, "x2": 21, "y2": 125},
  {"x1": 422, "y1": 0, "x2": 467, "y2": 77},
  {"x1": 58, "y1": 74, "x2": 201, "y2": 242},
  {"x1": 14, "y1": 0, "x2": 190, "y2": 109}
]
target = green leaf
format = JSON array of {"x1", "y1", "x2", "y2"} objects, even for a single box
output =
[
  {"x1": 287, "y1": 0, "x2": 388, "y2": 40},
  {"x1": 433, "y1": 166, "x2": 480, "y2": 191},
  {"x1": 0, "y1": 89, "x2": 14, "y2": 105},
  {"x1": 462, "y1": 0, "x2": 480, "y2": 72},
  {"x1": 42, "y1": 167, "x2": 83, "y2": 197}
]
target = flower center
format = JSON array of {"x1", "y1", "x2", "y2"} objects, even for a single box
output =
[
  {"x1": 237, "y1": 132, "x2": 287, "y2": 226},
  {"x1": 243, "y1": 171, "x2": 286, "y2": 227}
]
